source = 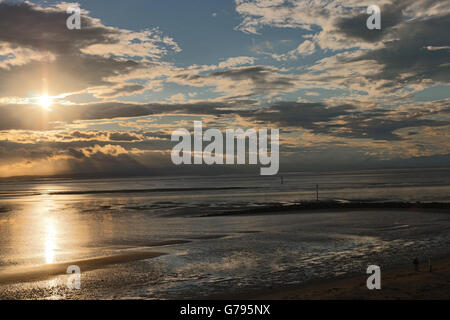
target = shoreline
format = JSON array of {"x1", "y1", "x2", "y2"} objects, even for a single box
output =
[{"x1": 248, "y1": 256, "x2": 450, "y2": 300}]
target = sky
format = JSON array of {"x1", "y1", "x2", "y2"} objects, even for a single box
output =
[{"x1": 0, "y1": 0, "x2": 449, "y2": 178}]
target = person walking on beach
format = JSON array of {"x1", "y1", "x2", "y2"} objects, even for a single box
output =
[{"x1": 413, "y1": 257, "x2": 419, "y2": 271}]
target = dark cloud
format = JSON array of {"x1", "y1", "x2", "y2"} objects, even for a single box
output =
[
  {"x1": 327, "y1": 116, "x2": 448, "y2": 141},
  {"x1": 62, "y1": 149, "x2": 150, "y2": 177},
  {"x1": 336, "y1": 0, "x2": 406, "y2": 42},
  {"x1": 1, "y1": 99, "x2": 448, "y2": 141},
  {"x1": 336, "y1": 0, "x2": 450, "y2": 88},
  {"x1": 0, "y1": 104, "x2": 55, "y2": 130},
  {"x1": 109, "y1": 132, "x2": 140, "y2": 141},
  {"x1": 0, "y1": 138, "x2": 182, "y2": 177},
  {"x1": 243, "y1": 102, "x2": 356, "y2": 126},
  {"x1": 69, "y1": 130, "x2": 105, "y2": 140},
  {"x1": 67, "y1": 147, "x2": 85, "y2": 159},
  {"x1": 214, "y1": 66, "x2": 294, "y2": 91},
  {"x1": 97, "y1": 84, "x2": 146, "y2": 98},
  {"x1": 240, "y1": 101, "x2": 449, "y2": 141},
  {"x1": 175, "y1": 66, "x2": 295, "y2": 95},
  {"x1": 0, "y1": 2, "x2": 171, "y2": 97},
  {"x1": 0, "y1": 140, "x2": 58, "y2": 162},
  {"x1": 0, "y1": 100, "x2": 250, "y2": 130},
  {"x1": 0, "y1": 2, "x2": 117, "y2": 53},
  {"x1": 358, "y1": 16, "x2": 450, "y2": 87}
]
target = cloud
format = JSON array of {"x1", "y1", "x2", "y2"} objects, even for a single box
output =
[
  {"x1": 1, "y1": 97, "x2": 449, "y2": 142},
  {"x1": 352, "y1": 14, "x2": 450, "y2": 87},
  {"x1": 0, "y1": 97, "x2": 448, "y2": 177},
  {"x1": 0, "y1": 100, "x2": 252, "y2": 130},
  {"x1": 239, "y1": 100, "x2": 450, "y2": 141},
  {"x1": 217, "y1": 56, "x2": 256, "y2": 68},
  {"x1": 108, "y1": 132, "x2": 142, "y2": 142},
  {"x1": 95, "y1": 84, "x2": 146, "y2": 98},
  {"x1": 167, "y1": 93, "x2": 186, "y2": 103},
  {"x1": 0, "y1": 2, "x2": 179, "y2": 98},
  {"x1": 235, "y1": 0, "x2": 450, "y2": 97},
  {"x1": 172, "y1": 65, "x2": 295, "y2": 97},
  {"x1": 272, "y1": 40, "x2": 316, "y2": 61}
]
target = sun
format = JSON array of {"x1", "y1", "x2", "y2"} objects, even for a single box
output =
[{"x1": 39, "y1": 95, "x2": 53, "y2": 109}]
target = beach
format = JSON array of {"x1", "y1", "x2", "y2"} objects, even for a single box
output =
[
  {"x1": 1, "y1": 205, "x2": 449, "y2": 299},
  {"x1": 254, "y1": 257, "x2": 450, "y2": 300},
  {"x1": 0, "y1": 169, "x2": 449, "y2": 299}
]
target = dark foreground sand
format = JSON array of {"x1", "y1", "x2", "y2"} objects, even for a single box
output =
[
  {"x1": 1, "y1": 235, "x2": 449, "y2": 299},
  {"x1": 254, "y1": 257, "x2": 450, "y2": 300}
]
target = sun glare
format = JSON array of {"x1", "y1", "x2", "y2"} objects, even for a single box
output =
[{"x1": 39, "y1": 95, "x2": 52, "y2": 109}]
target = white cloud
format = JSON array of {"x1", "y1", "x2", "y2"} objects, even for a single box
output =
[{"x1": 272, "y1": 39, "x2": 316, "y2": 61}]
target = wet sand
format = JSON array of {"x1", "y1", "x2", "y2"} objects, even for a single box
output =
[
  {"x1": 254, "y1": 257, "x2": 450, "y2": 300},
  {"x1": 1, "y1": 200, "x2": 450, "y2": 299},
  {"x1": 0, "y1": 251, "x2": 165, "y2": 285},
  {"x1": 139, "y1": 240, "x2": 191, "y2": 247}
]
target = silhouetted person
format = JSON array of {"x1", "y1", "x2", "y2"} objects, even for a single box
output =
[
  {"x1": 428, "y1": 257, "x2": 432, "y2": 272},
  {"x1": 413, "y1": 257, "x2": 419, "y2": 271}
]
